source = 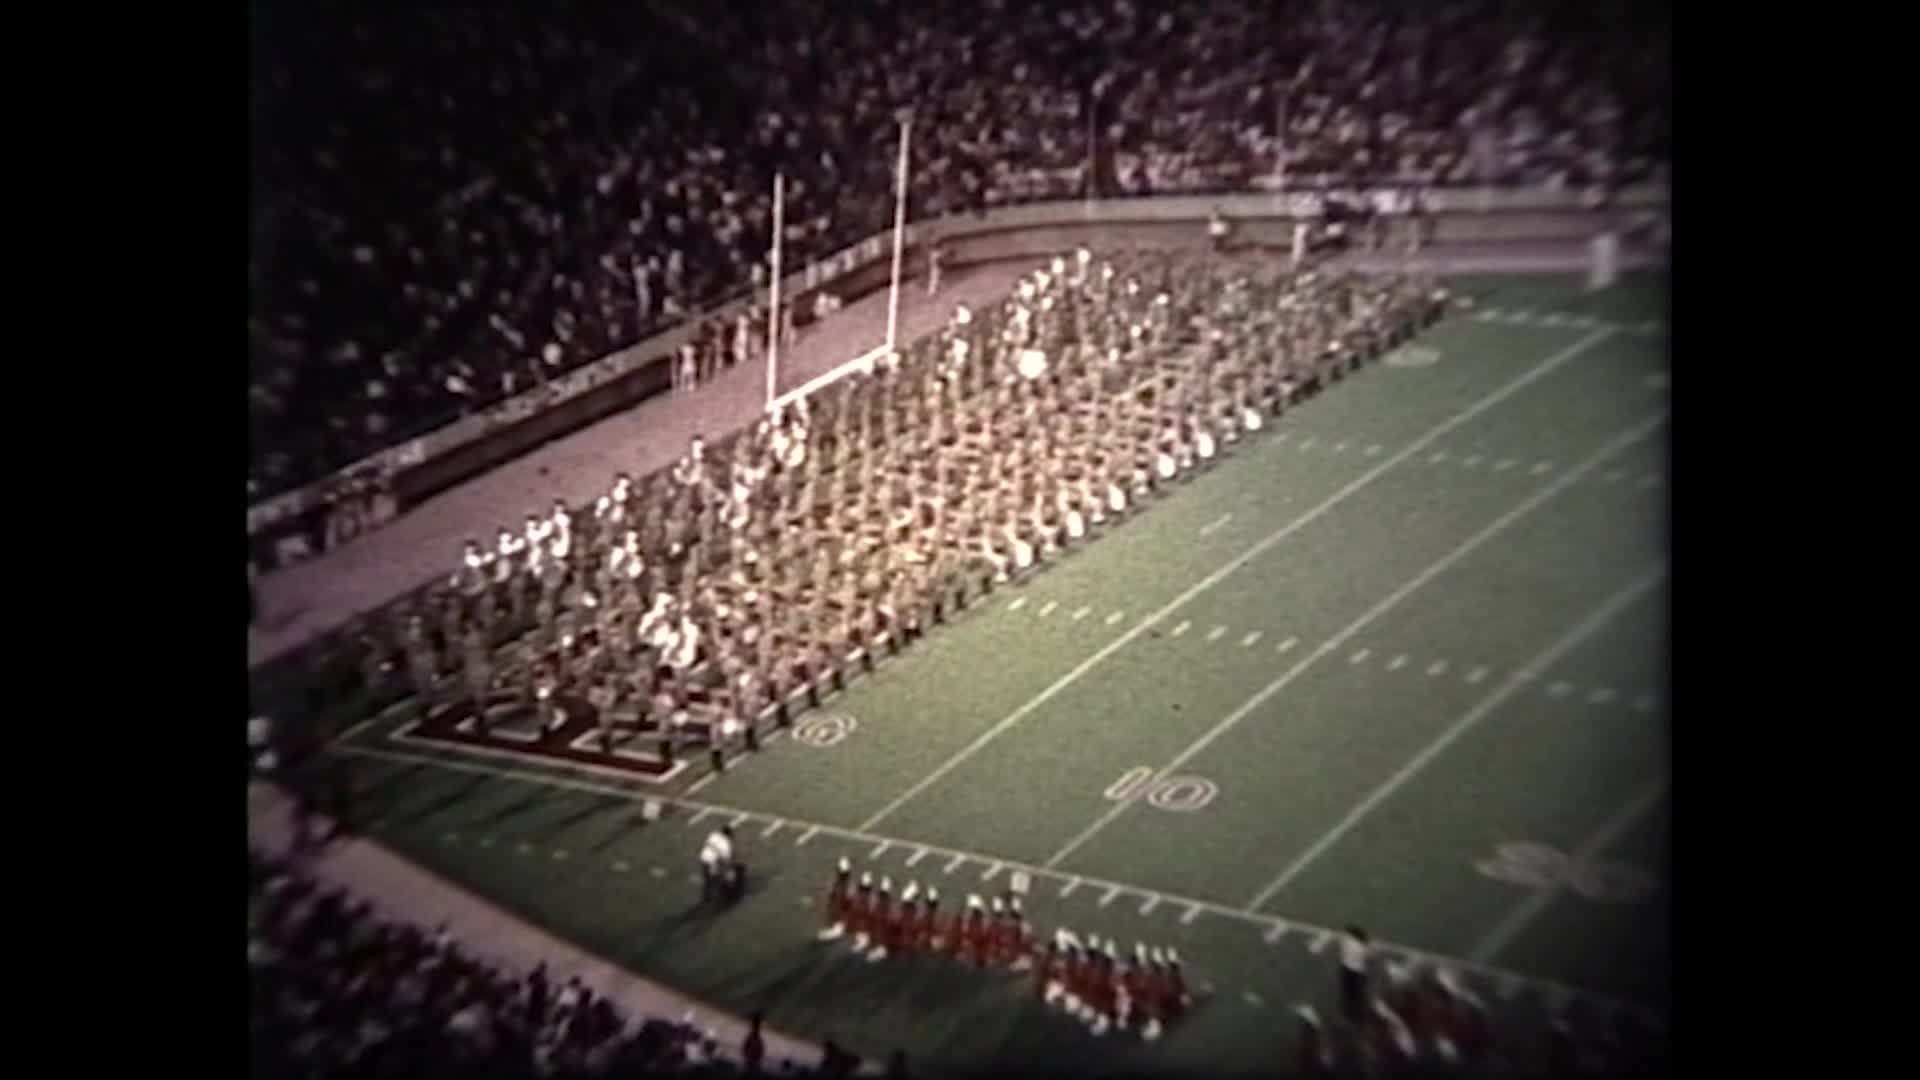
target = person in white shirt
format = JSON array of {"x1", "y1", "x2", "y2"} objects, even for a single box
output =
[
  {"x1": 699, "y1": 824, "x2": 735, "y2": 904},
  {"x1": 1339, "y1": 925, "x2": 1372, "y2": 1025}
]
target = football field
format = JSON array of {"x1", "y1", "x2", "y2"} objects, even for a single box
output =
[{"x1": 319, "y1": 272, "x2": 1670, "y2": 1075}]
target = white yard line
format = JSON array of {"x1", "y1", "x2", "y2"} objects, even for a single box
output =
[
  {"x1": 1467, "y1": 780, "x2": 1668, "y2": 964},
  {"x1": 1243, "y1": 567, "x2": 1668, "y2": 911},
  {"x1": 853, "y1": 330, "x2": 1618, "y2": 833},
  {"x1": 320, "y1": 741, "x2": 1642, "y2": 1015},
  {"x1": 1041, "y1": 416, "x2": 1666, "y2": 870}
]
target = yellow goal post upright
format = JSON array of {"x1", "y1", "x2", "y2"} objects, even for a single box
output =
[{"x1": 766, "y1": 113, "x2": 915, "y2": 416}]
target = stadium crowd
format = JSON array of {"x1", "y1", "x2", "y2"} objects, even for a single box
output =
[
  {"x1": 249, "y1": 0, "x2": 1669, "y2": 504},
  {"x1": 248, "y1": 848, "x2": 872, "y2": 1079}
]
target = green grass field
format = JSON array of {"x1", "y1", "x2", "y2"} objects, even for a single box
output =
[{"x1": 319, "y1": 272, "x2": 1670, "y2": 1076}]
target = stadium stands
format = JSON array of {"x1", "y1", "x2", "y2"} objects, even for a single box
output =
[{"x1": 249, "y1": 0, "x2": 1669, "y2": 505}]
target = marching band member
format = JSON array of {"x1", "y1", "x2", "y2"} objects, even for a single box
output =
[
  {"x1": 1162, "y1": 947, "x2": 1193, "y2": 1020},
  {"x1": 848, "y1": 873, "x2": 875, "y2": 953},
  {"x1": 1295, "y1": 1005, "x2": 1336, "y2": 1076},
  {"x1": 921, "y1": 887, "x2": 944, "y2": 951},
  {"x1": 1035, "y1": 936, "x2": 1063, "y2": 1003},
  {"x1": 1006, "y1": 896, "x2": 1033, "y2": 971},
  {"x1": 863, "y1": 877, "x2": 895, "y2": 962},
  {"x1": 958, "y1": 895, "x2": 990, "y2": 967}
]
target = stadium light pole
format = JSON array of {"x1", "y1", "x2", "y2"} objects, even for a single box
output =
[
  {"x1": 884, "y1": 111, "x2": 912, "y2": 354},
  {"x1": 766, "y1": 171, "x2": 784, "y2": 411}
]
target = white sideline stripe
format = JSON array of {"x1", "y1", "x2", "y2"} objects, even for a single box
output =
[
  {"x1": 853, "y1": 330, "x2": 1617, "y2": 834},
  {"x1": 1245, "y1": 566, "x2": 1668, "y2": 911},
  {"x1": 1468, "y1": 779, "x2": 1668, "y2": 964},
  {"x1": 1241, "y1": 631, "x2": 1263, "y2": 648},
  {"x1": 1200, "y1": 513, "x2": 1233, "y2": 536},
  {"x1": 323, "y1": 742, "x2": 1644, "y2": 1017},
  {"x1": 1043, "y1": 416, "x2": 1665, "y2": 871}
]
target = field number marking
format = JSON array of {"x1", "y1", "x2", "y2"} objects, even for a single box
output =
[
  {"x1": 1105, "y1": 767, "x2": 1219, "y2": 813},
  {"x1": 1475, "y1": 842, "x2": 1659, "y2": 904}
]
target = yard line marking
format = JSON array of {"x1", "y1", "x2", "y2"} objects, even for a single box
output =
[
  {"x1": 1072, "y1": 605, "x2": 1093, "y2": 621},
  {"x1": 1427, "y1": 660, "x2": 1449, "y2": 677},
  {"x1": 1171, "y1": 620, "x2": 1192, "y2": 637},
  {"x1": 1466, "y1": 665, "x2": 1490, "y2": 684},
  {"x1": 1241, "y1": 631, "x2": 1263, "y2": 648},
  {"x1": 1350, "y1": 648, "x2": 1372, "y2": 665},
  {"x1": 761, "y1": 819, "x2": 785, "y2": 838},
  {"x1": 1469, "y1": 780, "x2": 1668, "y2": 966},
  {"x1": 1245, "y1": 566, "x2": 1668, "y2": 911},
  {"x1": 1588, "y1": 687, "x2": 1617, "y2": 706},
  {"x1": 906, "y1": 847, "x2": 929, "y2": 867},
  {"x1": 871, "y1": 841, "x2": 892, "y2": 859},
  {"x1": 1059, "y1": 878, "x2": 1082, "y2": 899},
  {"x1": 1548, "y1": 681, "x2": 1574, "y2": 699},
  {"x1": 1044, "y1": 415, "x2": 1664, "y2": 870},
  {"x1": 1531, "y1": 461, "x2": 1554, "y2": 475},
  {"x1": 1098, "y1": 886, "x2": 1121, "y2": 907},
  {"x1": 1105, "y1": 611, "x2": 1125, "y2": 626},
  {"x1": 1309, "y1": 930, "x2": 1333, "y2": 954},
  {"x1": 1388, "y1": 654, "x2": 1408, "y2": 671},
  {"x1": 796, "y1": 826, "x2": 819, "y2": 846},
  {"x1": 1008, "y1": 596, "x2": 1028, "y2": 612},
  {"x1": 855, "y1": 330, "x2": 1624, "y2": 836},
  {"x1": 1200, "y1": 513, "x2": 1233, "y2": 536},
  {"x1": 689, "y1": 808, "x2": 714, "y2": 827},
  {"x1": 1264, "y1": 923, "x2": 1288, "y2": 944},
  {"x1": 1277, "y1": 636, "x2": 1298, "y2": 653},
  {"x1": 944, "y1": 854, "x2": 968, "y2": 874},
  {"x1": 981, "y1": 862, "x2": 1004, "y2": 882},
  {"x1": 1207, "y1": 625, "x2": 1228, "y2": 642},
  {"x1": 1140, "y1": 895, "x2": 1161, "y2": 915},
  {"x1": 1181, "y1": 903, "x2": 1203, "y2": 924},
  {"x1": 1365, "y1": 444, "x2": 1383, "y2": 457},
  {"x1": 1038, "y1": 601, "x2": 1059, "y2": 618},
  {"x1": 322, "y1": 741, "x2": 1650, "y2": 1017}
]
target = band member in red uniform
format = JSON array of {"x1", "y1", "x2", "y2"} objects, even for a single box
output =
[
  {"x1": 1006, "y1": 896, "x2": 1035, "y2": 971},
  {"x1": 818, "y1": 857, "x2": 854, "y2": 941},
  {"x1": 921, "y1": 887, "x2": 944, "y2": 951},
  {"x1": 1034, "y1": 936, "x2": 1062, "y2": 1002},
  {"x1": 1295, "y1": 1005, "x2": 1336, "y2": 1076},
  {"x1": 988, "y1": 897, "x2": 1019, "y2": 967},
  {"x1": 847, "y1": 873, "x2": 875, "y2": 951},
  {"x1": 955, "y1": 896, "x2": 986, "y2": 965},
  {"x1": 1385, "y1": 962, "x2": 1423, "y2": 1037},
  {"x1": 1085, "y1": 943, "x2": 1119, "y2": 1036},
  {"x1": 1162, "y1": 948, "x2": 1193, "y2": 1020},
  {"x1": 1365, "y1": 1000, "x2": 1416, "y2": 1075},
  {"x1": 863, "y1": 878, "x2": 895, "y2": 961}
]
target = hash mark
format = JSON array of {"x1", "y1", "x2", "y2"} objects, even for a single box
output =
[
  {"x1": 1140, "y1": 896, "x2": 1161, "y2": 915},
  {"x1": 1309, "y1": 931, "x2": 1332, "y2": 954},
  {"x1": 1171, "y1": 620, "x2": 1191, "y2": 637},
  {"x1": 1241, "y1": 631, "x2": 1263, "y2": 647},
  {"x1": 1072, "y1": 606, "x2": 1093, "y2": 621},
  {"x1": 1532, "y1": 461, "x2": 1554, "y2": 475},
  {"x1": 1494, "y1": 458, "x2": 1516, "y2": 472},
  {"x1": 1548, "y1": 681, "x2": 1574, "y2": 699},
  {"x1": 1264, "y1": 923, "x2": 1288, "y2": 944},
  {"x1": 478, "y1": 837, "x2": 494, "y2": 848},
  {"x1": 907, "y1": 848, "x2": 928, "y2": 867},
  {"x1": 1365, "y1": 444, "x2": 1383, "y2": 456},
  {"x1": 1428, "y1": 452, "x2": 1449, "y2": 465},
  {"x1": 1632, "y1": 694, "x2": 1657, "y2": 714},
  {"x1": 689, "y1": 808, "x2": 713, "y2": 827},
  {"x1": 553, "y1": 849, "x2": 568, "y2": 861},
  {"x1": 1388, "y1": 654, "x2": 1408, "y2": 671},
  {"x1": 1278, "y1": 636, "x2": 1298, "y2": 653},
  {"x1": 1059, "y1": 878, "x2": 1082, "y2": 899},
  {"x1": 1466, "y1": 665, "x2": 1490, "y2": 684},
  {"x1": 1350, "y1": 648, "x2": 1371, "y2": 665},
  {"x1": 1098, "y1": 886, "x2": 1121, "y2": 907},
  {"x1": 1106, "y1": 611, "x2": 1125, "y2": 626},
  {"x1": 1299, "y1": 437, "x2": 1316, "y2": 451},
  {"x1": 1463, "y1": 455, "x2": 1484, "y2": 468},
  {"x1": 1427, "y1": 660, "x2": 1449, "y2": 677},
  {"x1": 1008, "y1": 596, "x2": 1027, "y2": 612},
  {"x1": 1333, "y1": 442, "x2": 1349, "y2": 453},
  {"x1": 613, "y1": 860, "x2": 629, "y2": 873},
  {"x1": 1181, "y1": 904, "x2": 1203, "y2": 924},
  {"x1": 761, "y1": 819, "x2": 784, "y2": 838},
  {"x1": 944, "y1": 854, "x2": 967, "y2": 874},
  {"x1": 796, "y1": 827, "x2": 819, "y2": 846},
  {"x1": 1207, "y1": 625, "x2": 1228, "y2": 642},
  {"x1": 1587, "y1": 687, "x2": 1617, "y2": 705},
  {"x1": 870, "y1": 841, "x2": 891, "y2": 859},
  {"x1": 1038, "y1": 601, "x2": 1059, "y2": 618},
  {"x1": 1244, "y1": 991, "x2": 1265, "y2": 1007},
  {"x1": 517, "y1": 842, "x2": 533, "y2": 855},
  {"x1": 651, "y1": 866, "x2": 666, "y2": 879},
  {"x1": 981, "y1": 862, "x2": 1004, "y2": 882}
]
